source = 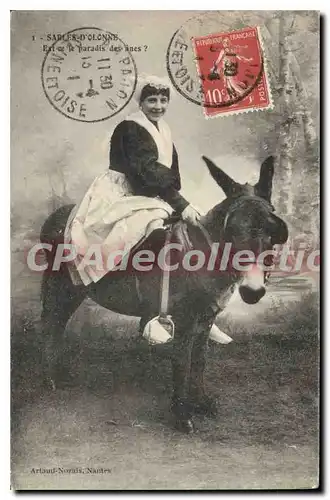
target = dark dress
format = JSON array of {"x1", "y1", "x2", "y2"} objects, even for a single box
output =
[{"x1": 109, "y1": 120, "x2": 189, "y2": 214}]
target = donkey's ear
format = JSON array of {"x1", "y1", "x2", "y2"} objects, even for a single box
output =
[
  {"x1": 202, "y1": 156, "x2": 239, "y2": 197},
  {"x1": 255, "y1": 156, "x2": 275, "y2": 202}
]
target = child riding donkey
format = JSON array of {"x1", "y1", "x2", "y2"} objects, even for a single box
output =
[{"x1": 66, "y1": 75, "x2": 231, "y2": 344}]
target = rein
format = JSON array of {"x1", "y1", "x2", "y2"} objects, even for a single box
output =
[{"x1": 195, "y1": 220, "x2": 214, "y2": 248}]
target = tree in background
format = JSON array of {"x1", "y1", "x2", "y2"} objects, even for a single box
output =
[
  {"x1": 261, "y1": 11, "x2": 319, "y2": 246},
  {"x1": 290, "y1": 49, "x2": 319, "y2": 248},
  {"x1": 275, "y1": 12, "x2": 296, "y2": 217}
]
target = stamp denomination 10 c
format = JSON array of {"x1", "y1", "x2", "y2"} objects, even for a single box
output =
[{"x1": 192, "y1": 26, "x2": 273, "y2": 118}]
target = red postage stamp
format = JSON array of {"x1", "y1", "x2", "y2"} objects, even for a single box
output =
[{"x1": 192, "y1": 26, "x2": 272, "y2": 118}]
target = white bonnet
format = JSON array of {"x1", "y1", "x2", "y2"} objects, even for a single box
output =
[{"x1": 134, "y1": 74, "x2": 173, "y2": 103}]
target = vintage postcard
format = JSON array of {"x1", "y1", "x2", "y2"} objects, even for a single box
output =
[{"x1": 11, "y1": 11, "x2": 320, "y2": 490}]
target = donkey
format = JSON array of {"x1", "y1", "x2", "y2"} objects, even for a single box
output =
[{"x1": 40, "y1": 156, "x2": 288, "y2": 433}]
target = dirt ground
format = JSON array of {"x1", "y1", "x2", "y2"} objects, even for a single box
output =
[{"x1": 11, "y1": 285, "x2": 319, "y2": 491}]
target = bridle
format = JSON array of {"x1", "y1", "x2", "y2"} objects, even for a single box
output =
[
  {"x1": 222, "y1": 195, "x2": 275, "y2": 235},
  {"x1": 165, "y1": 196, "x2": 279, "y2": 284},
  {"x1": 210, "y1": 195, "x2": 277, "y2": 284},
  {"x1": 196, "y1": 195, "x2": 275, "y2": 247}
]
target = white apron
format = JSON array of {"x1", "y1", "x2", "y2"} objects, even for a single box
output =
[{"x1": 65, "y1": 111, "x2": 175, "y2": 286}]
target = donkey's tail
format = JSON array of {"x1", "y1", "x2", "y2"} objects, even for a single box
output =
[{"x1": 40, "y1": 204, "x2": 75, "y2": 308}]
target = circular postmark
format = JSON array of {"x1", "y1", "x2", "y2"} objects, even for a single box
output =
[
  {"x1": 41, "y1": 27, "x2": 137, "y2": 123},
  {"x1": 166, "y1": 12, "x2": 265, "y2": 110}
]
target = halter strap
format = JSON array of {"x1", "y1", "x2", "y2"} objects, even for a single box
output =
[{"x1": 223, "y1": 195, "x2": 275, "y2": 233}]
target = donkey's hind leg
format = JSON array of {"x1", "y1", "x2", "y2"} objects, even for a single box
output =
[{"x1": 41, "y1": 269, "x2": 86, "y2": 390}]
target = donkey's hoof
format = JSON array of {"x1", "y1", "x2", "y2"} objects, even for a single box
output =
[
  {"x1": 192, "y1": 396, "x2": 218, "y2": 418},
  {"x1": 171, "y1": 398, "x2": 195, "y2": 432},
  {"x1": 50, "y1": 378, "x2": 57, "y2": 391},
  {"x1": 175, "y1": 418, "x2": 195, "y2": 434},
  {"x1": 171, "y1": 398, "x2": 193, "y2": 418},
  {"x1": 43, "y1": 376, "x2": 57, "y2": 391}
]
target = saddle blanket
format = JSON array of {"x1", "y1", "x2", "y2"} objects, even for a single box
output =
[{"x1": 64, "y1": 170, "x2": 173, "y2": 286}]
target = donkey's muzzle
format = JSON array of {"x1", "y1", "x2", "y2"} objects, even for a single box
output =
[{"x1": 239, "y1": 285, "x2": 266, "y2": 304}]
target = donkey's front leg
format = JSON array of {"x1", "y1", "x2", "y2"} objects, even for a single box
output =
[
  {"x1": 189, "y1": 310, "x2": 218, "y2": 418},
  {"x1": 171, "y1": 319, "x2": 196, "y2": 433}
]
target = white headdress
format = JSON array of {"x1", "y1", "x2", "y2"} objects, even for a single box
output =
[{"x1": 134, "y1": 74, "x2": 173, "y2": 103}]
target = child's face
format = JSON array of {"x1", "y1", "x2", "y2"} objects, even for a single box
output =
[{"x1": 140, "y1": 94, "x2": 169, "y2": 122}]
